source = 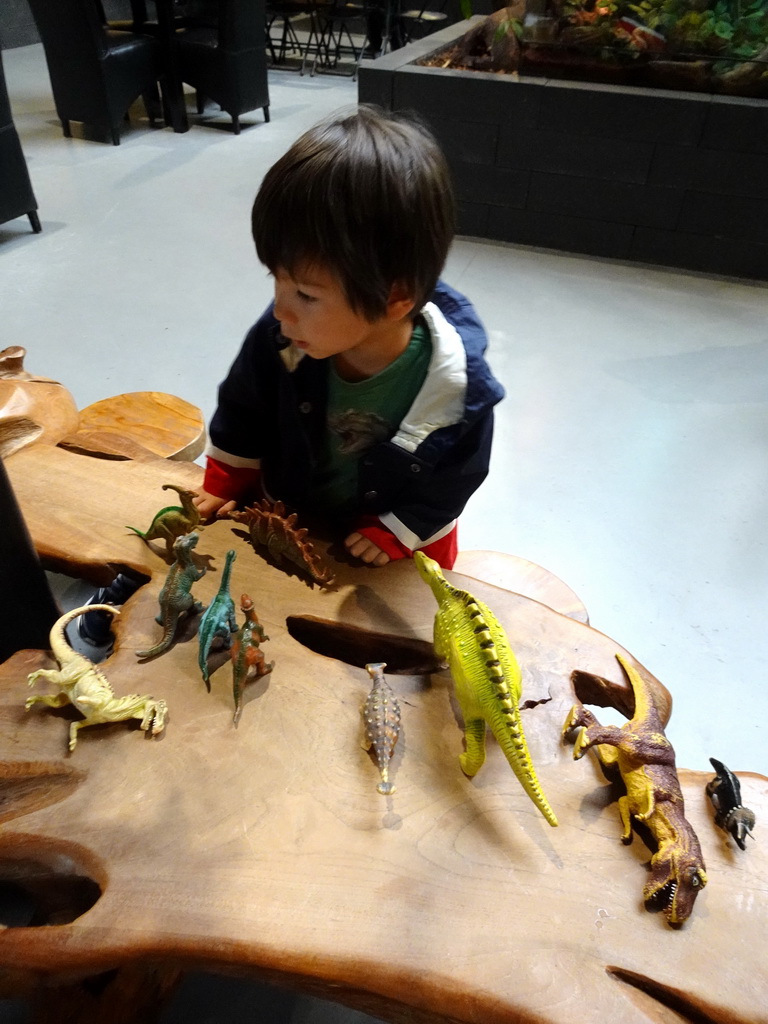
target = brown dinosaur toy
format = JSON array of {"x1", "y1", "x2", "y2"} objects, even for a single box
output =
[
  {"x1": 563, "y1": 653, "x2": 707, "y2": 927},
  {"x1": 231, "y1": 594, "x2": 274, "y2": 727},
  {"x1": 226, "y1": 499, "x2": 335, "y2": 587}
]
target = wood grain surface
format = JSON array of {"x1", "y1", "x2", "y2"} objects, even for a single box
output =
[
  {"x1": 61, "y1": 391, "x2": 205, "y2": 462},
  {"x1": 1, "y1": 445, "x2": 766, "y2": 1023},
  {"x1": 0, "y1": 377, "x2": 79, "y2": 460},
  {"x1": 5, "y1": 445, "x2": 202, "y2": 585}
]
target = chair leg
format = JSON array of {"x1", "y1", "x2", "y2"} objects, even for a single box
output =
[
  {"x1": 263, "y1": 105, "x2": 270, "y2": 123},
  {"x1": 265, "y1": 14, "x2": 278, "y2": 63},
  {"x1": 111, "y1": 125, "x2": 121, "y2": 145},
  {"x1": 62, "y1": 119, "x2": 71, "y2": 138},
  {"x1": 143, "y1": 83, "x2": 163, "y2": 124},
  {"x1": 196, "y1": 90, "x2": 206, "y2": 114},
  {"x1": 28, "y1": 211, "x2": 42, "y2": 233},
  {"x1": 232, "y1": 114, "x2": 240, "y2": 135},
  {"x1": 301, "y1": 10, "x2": 322, "y2": 75}
]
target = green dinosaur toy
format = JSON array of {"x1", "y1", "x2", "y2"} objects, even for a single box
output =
[
  {"x1": 136, "y1": 532, "x2": 206, "y2": 660},
  {"x1": 563, "y1": 653, "x2": 707, "y2": 926},
  {"x1": 26, "y1": 605, "x2": 168, "y2": 751},
  {"x1": 126, "y1": 483, "x2": 202, "y2": 560},
  {"x1": 414, "y1": 551, "x2": 558, "y2": 827},
  {"x1": 231, "y1": 594, "x2": 274, "y2": 727},
  {"x1": 198, "y1": 549, "x2": 238, "y2": 688}
]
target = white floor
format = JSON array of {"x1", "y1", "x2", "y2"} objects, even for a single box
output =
[{"x1": 2, "y1": 41, "x2": 768, "y2": 1017}]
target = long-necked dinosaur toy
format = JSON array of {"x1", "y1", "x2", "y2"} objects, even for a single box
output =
[
  {"x1": 198, "y1": 549, "x2": 237, "y2": 688},
  {"x1": 414, "y1": 551, "x2": 558, "y2": 827}
]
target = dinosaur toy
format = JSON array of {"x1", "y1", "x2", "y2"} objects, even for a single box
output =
[
  {"x1": 414, "y1": 551, "x2": 558, "y2": 827},
  {"x1": 26, "y1": 605, "x2": 168, "y2": 751},
  {"x1": 136, "y1": 532, "x2": 206, "y2": 660},
  {"x1": 126, "y1": 483, "x2": 202, "y2": 560},
  {"x1": 563, "y1": 653, "x2": 707, "y2": 926},
  {"x1": 231, "y1": 594, "x2": 274, "y2": 727},
  {"x1": 227, "y1": 499, "x2": 335, "y2": 587},
  {"x1": 361, "y1": 662, "x2": 401, "y2": 796},
  {"x1": 707, "y1": 756, "x2": 756, "y2": 851},
  {"x1": 198, "y1": 549, "x2": 237, "y2": 688}
]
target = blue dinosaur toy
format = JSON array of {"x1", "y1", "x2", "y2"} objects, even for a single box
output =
[{"x1": 198, "y1": 549, "x2": 237, "y2": 688}]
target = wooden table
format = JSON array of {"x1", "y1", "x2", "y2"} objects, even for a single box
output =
[
  {"x1": 58, "y1": 391, "x2": 205, "y2": 463},
  {"x1": 1, "y1": 444, "x2": 766, "y2": 1023}
]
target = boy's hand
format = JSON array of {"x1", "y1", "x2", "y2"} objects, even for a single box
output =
[
  {"x1": 193, "y1": 488, "x2": 236, "y2": 521},
  {"x1": 344, "y1": 532, "x2": 391, "y2": 567}
]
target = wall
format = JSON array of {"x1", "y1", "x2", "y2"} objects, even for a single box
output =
[
  {"x1": 0, "y1": 0, "x2": 131, "y2": 49},
  {"x1": 359, "y1": 20, "x2": 768, "y2": 281}
]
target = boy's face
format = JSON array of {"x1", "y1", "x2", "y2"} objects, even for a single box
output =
[{"x1": 272, "y1": 265, "x2": 403, "y2": 363}]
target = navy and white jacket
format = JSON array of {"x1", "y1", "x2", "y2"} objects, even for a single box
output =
[{"x1": 205, "y1": 280, "x2": 505, "y2": 554}]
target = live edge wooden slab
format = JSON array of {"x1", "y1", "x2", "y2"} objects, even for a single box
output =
[{"x1": 1, "y1": 445, "x2": 767, "y2": 1024}]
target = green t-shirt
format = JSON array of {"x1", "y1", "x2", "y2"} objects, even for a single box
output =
[{"x1": 311, "y1": 320, "x2": 431, "y2": 515}]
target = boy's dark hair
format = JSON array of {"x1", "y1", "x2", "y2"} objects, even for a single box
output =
[{"x1": 251, "y1": 105, "x2": 455, "y2": 321}]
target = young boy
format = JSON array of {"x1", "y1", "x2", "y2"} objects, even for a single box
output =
[{"x1": 194, "y1": 105, "x2": 504, "y2": 570}]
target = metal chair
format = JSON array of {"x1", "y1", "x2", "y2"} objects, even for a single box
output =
[
  {"x1": 400, "y1": 0, "x2": 448, "y2": 44},
  {"x1": 311, "y1": 0, "x2": 371, "y2": 78},
  {"x1": 265, "y1": 0, "x2": 321, "y2": 73}
]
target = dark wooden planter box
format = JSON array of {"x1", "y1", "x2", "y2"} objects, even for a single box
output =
[{"x1": 359, "y1": 18, "x2": 768, "y2": 281}]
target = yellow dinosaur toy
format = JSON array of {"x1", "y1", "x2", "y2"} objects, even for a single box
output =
[
  {"x1": 26, "y1": 605, "x2": 168, "y2": 751},
  {"x1": 414, "y1": 551, "x2": 557, "y2": 827}
]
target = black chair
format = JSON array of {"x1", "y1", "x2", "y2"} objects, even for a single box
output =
[
  {"x1": 0, "y1": 50, "x2": 41, "y2": 233},
  {"x1": 27, "y1": 0, "x2": 164, "y2": 145},
  {"x1": 98, "y1": 0, "x2": 153, "y2": 31},
  {"x1": 100, "y1": 0, "x2": 213, "y2": 36},
  {"x1": 176, "y1": 0, "x2": 270, "y2": 133},
  {"x1": 365, "y1": 0, "x2": 407, "y2": 55}
]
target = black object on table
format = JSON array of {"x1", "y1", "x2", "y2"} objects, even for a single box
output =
[{"x1": 0, "y1": 458, "x2": 60, "y2": 663}]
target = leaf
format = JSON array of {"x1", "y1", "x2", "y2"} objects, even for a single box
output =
[{"x1": 731, "y1": 41, "x2": 760, "y2": 55}]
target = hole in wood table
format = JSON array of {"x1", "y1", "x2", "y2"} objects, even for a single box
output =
[
  {"x1": 286, "y1": 615, "x2": 445, "y2": 675},
  {"x1": 0, "y1": 836, "x2": 104, "y2": 926}
]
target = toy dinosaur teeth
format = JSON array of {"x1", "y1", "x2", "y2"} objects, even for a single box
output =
[
  {"x1": 566, "y1": 653, "x2": 707, "y2": 926},
  {"x1": 136, "y1": 532, "x2": 206, "y2": 659},
  {"x1": 27, "y1": 605, "x2": 168, "y2": 751}
]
